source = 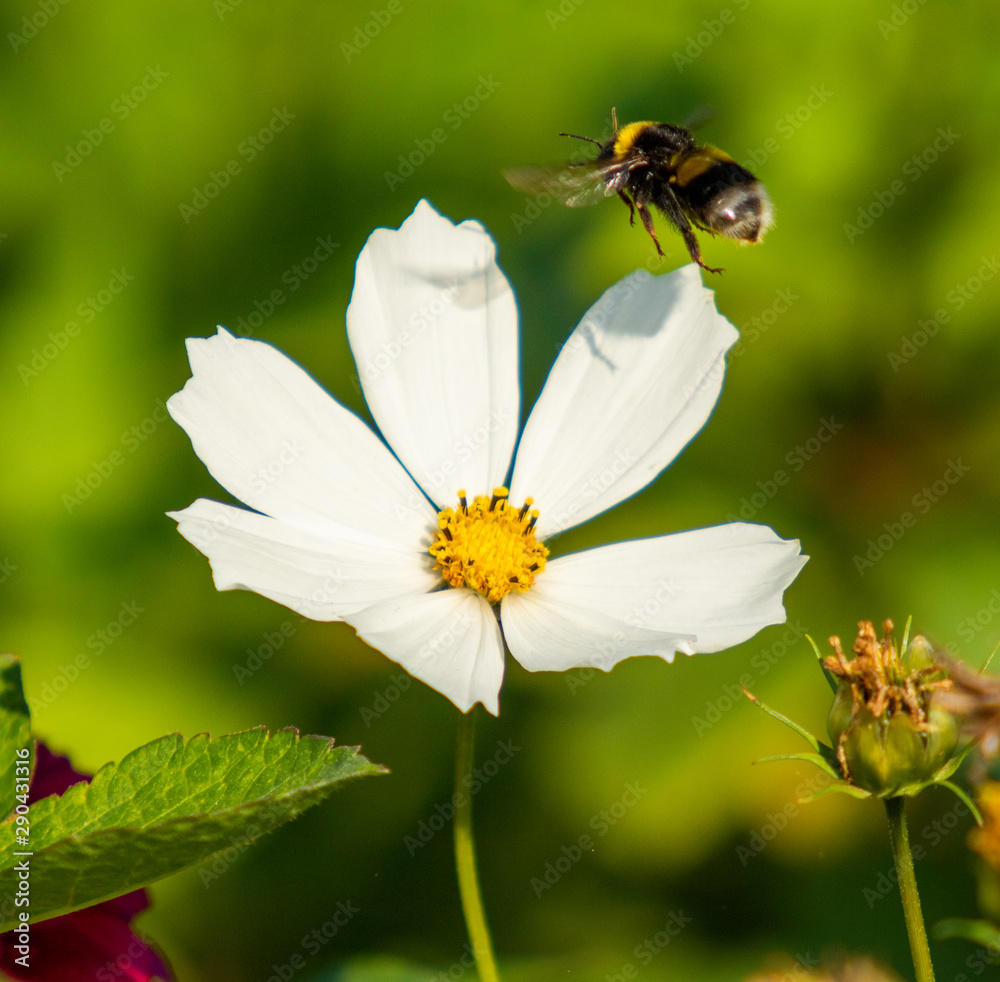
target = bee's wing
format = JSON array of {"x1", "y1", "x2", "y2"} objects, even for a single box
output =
[
  {"x1": 502, "y1": 159, "x2": 633, "y2": 208},
  {"x1": 681, "y1": 105, "x2": 717, "y2": 132}
]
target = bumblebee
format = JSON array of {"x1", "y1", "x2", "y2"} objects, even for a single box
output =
[{"x1": 503, "y1": 109, "x2": 773, "y2": 273}]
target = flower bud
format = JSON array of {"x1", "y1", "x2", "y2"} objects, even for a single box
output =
[{"x1": 827, "y1": 694, "x2": 958, "y2": 796}]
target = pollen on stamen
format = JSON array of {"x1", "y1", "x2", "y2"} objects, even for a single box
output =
[{"x1": 429, "y1": 486, "x2": 549, "y2": 604}]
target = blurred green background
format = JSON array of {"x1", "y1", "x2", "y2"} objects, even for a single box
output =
[{"x1": 3, "y1": 0, "x2": 999, "y2": 978}]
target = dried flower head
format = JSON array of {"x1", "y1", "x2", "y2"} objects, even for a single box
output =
[
  {"x1": 825, "y1": 621, "x2": 950, "y2": 724},
  {"x1": 745, "y1": 617, "x2": 974, "y2": 806},
  {"x1": 824, "y1": 620, "x2": 955, "y2": 792}
]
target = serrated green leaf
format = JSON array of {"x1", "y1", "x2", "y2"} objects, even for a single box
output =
[
  {"x1": 0, "y1": 727, "x2": 385, "y2": 929},
  {"x1": 0, "y1": 654, "x2": 32, "y2": 816}
]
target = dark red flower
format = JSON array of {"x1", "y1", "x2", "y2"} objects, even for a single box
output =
[{"x1": 0, "y1": 744, "x2": 172, "y2": 981}]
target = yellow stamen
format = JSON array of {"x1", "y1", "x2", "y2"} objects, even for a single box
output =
[{"x1": 429, "y1": 487, "x2": 548, "y2": 604}]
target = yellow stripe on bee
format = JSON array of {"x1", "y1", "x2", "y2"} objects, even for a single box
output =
[
  {"x1": 674, "y1": 145, "x2": 734, "y2": 186},
  {"x1": 613, "y1": 121, "x2": 655, "y2": 157},
  {"x1": 702, "y1": 143, "x2": 734, "y2": 163}
]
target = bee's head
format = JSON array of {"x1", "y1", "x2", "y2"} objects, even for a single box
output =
[{"x1": 704, "y1": 182, "x2": 774, "y2": 243}]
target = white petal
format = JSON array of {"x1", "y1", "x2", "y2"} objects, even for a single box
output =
[
  {"x1": 502, "y1": 523, "x2": 807, "y2": 672},
  {"x1": 170, "y1": 498, "x2": 440, "y2": 619},
  {"x1": 509, "y1": 264, "x2": 738, "y2": 538},
  {"x1": 346, "y1": 200, "x2": 520, "y2": 507},
  {"x1": 168, "y1": 328, "x2": 436, "y2": 551},
  {"x1": 501, "y1": 591, "x2": 696, "y2": 673},
  {"x1": 344, "y1": 589, "x2": 506, "y2": 714}
]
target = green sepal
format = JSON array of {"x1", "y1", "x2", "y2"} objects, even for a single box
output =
[
  {"x1": 754, "y1": 752, "x2": 842, "y2": 782},
  {"x1": 947, "y1": 739, "x2": 980, "y2": 774},
  {"x1": 900, "y1": 615, "x2": 913, "y2": 659},
  {"x1": 936, "y1": 780, "x2": 983, "y2": 824},
  {"x1": 933, "y1": 917, "x2": 1000, "y2": 948},
  {"x1": 806, "y1": 635, "x2": 839, "y2": 694},
  {"x1": 932, "y1": 742, "x2": 974, "y2": 787},
  {"x1": 752, "y1": 752, "x2": 868, "y2": 802},
  {"x1": 800, "y1": 783, "x2": 872, "y2": 803},
  {"x1": 982, "y1": 639, "x2": 1000, "y2": 674},
  {"x1": 741, "y1": 686, "x2": 832, "y2": 757}
]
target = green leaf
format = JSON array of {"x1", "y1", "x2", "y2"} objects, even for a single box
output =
[
  {"x1": 0, "y1": 727, "x2": 385, "y2": 930},
  {"x1": 806, "y1": 634, "x2": 839, "y2": 694},
  {"x1": 0, "y1": 654, "x2": 32, "y2": 816}
]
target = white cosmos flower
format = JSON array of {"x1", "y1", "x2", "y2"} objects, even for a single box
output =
[{"x1": 167, "y1": 200, "x2": 806, "y2": 715}]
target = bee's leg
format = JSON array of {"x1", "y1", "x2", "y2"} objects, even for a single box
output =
[
  {"x1": 657, "y1": 187, "x2": 724, "y2": 274},
  {"x1": 682, "y1": 225, "x2": 724, "y2": 275},
  {"x1": 635, "y1": 201, "x2": 665, "y2": 258},
  {"x1": 616, "y1": 190, "x2": 636, "y2": 226}
]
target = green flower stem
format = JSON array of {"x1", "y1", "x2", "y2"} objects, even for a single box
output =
[
  {"x1": 455, "y1": 707, "x2": 501, "y2": 982},
  {"x1": 885, "y1": 796, "x2": 935, "y2": 982}
]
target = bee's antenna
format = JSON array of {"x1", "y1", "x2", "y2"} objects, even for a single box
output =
[{"x1": 558, "y1": 131, "x2": 602, "y2": 147}]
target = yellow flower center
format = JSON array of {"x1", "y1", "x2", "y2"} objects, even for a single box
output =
[{"x1": 429, "y1": 487, "x2": 548, "y2": 604}]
